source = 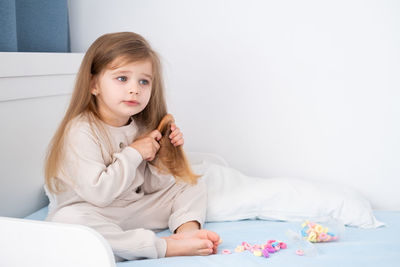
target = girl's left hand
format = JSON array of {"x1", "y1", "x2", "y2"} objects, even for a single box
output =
[{"x1": 169, "y1": 123, "x2": 184, "y2": 147}]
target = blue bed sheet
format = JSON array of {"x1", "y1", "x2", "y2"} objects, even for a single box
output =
[{"x1": 26, "y1": 207, "x2": 400, "y2": 267}]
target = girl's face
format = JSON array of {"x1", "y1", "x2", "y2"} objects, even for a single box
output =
[{"x1": 91, "y1": 59, "x2": 153, "y2": 127}]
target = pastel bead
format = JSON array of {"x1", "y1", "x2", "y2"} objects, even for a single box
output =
[
  {"x1": 319, "y1": 232, "x2": 327, "y2": 241},
  {"x1": 279, "y1": 242, "x2": 287, "y2": 249},
  {"x1": 296, "y1": 249, "x2": 304, "y2": 256},
  {"x1": 253, "y1": 244, "x2": 261, "y2": 250},
  {"x1": 242, "y1": 242, "x2": 252, "y2": 250},
  {"x1": 267, "y1": 247, "x2": 275, "y2": 253},
  {"x1": 253, "y1": 250, "x2": 262, "y2": 257},
  {"x1": 235, "y1": 245, "x2": 244, "y2": 253},
  {"x1": 301, "y1": 228, "x2": 308, "y2": 237},
  {"x1": 222, "y1": 249, "x2": 232, "y2": 255},
  {"x1": 262, "y1": 248, "x2": 270, "y2": 258},
  {"x1": 308, "y1": 231, "x2": 317, "y2": 242}
]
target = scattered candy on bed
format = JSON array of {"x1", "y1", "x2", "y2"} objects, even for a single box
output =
[
  {"x1": 222, "y1": 249, "x2": 232, "y2": 254},
  {"x1": 225, "y1": 240, "x2": 287, "y2": 258},
  {"x1": 301, "y1": 220, "x2": 338, "y2": 242}
]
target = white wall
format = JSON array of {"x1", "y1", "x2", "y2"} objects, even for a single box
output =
[{"x1": 68, "y1": 0, "x2": 400, "y2": 210}]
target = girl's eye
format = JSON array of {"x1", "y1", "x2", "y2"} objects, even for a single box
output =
[
  {"x1": 117, "y1": 76, "x2": 127, "y2": 82},
  {"x1": 139, "y1": 79, "x2": 149, "y2": 86}
]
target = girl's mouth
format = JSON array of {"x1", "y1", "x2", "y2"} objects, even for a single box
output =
[{"x1": 123, "y1": 100, "x2": 139, "y2": 106}]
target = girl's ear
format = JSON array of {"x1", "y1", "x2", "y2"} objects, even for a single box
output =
[{"x1": 90, "y1": 76, "x2": 98, "y2": 96}]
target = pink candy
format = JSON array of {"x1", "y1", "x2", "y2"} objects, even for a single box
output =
[
  {"x1": 242, "y1": 241, "x2": 252, "y2": 251},
  {"x1": 222, "y1": 249, "x2": 232, "y2": 255}
]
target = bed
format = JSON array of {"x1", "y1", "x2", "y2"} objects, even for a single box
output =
[
  {"x1": 2, "y1": 152, "x2": 400, "y2": 267},
  {"x1": 24, "y1": 207, "x2": 400, "y2": 267}
]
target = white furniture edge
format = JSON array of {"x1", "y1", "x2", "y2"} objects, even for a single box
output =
[
  {"x1": 0, "y1": 216, "x2": 116, "y2": 267},
  {"x1": 0, "y1": 52, "x2": 85, "y2": 78},
  {"x1": 0, "y1": 52, "x2": 84, "y2": 103}
]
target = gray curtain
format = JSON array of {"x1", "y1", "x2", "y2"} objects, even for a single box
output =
[{"x1": 0, "y1": 0, "x2": 69, "y2": 52}]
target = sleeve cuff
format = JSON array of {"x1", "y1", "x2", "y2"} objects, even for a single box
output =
[
  {"x1": 169, "y1": 212, "x2": 205, "y2": 233},
  {"x1": 122, "y1": 146, "x2": 143, "y2": 168},
  {"x1": 155, "y1": 237, "x2": 167, "y2": 258}
]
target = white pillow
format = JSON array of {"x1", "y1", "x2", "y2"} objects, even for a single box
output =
[{"x1": 193, "y1": 162, "x2": 385, "y2": 229}]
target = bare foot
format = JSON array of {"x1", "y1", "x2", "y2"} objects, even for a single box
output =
[
  {"x1": 170, "y1": 229, "x2": 220, "y2": 254},
  {"x1": 162, "y1": 237, "x2": 214, "y2": 257}
]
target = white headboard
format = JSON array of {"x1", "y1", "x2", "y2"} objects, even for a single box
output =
[{"x1": 0, "y1": 52, "x2": 84, "y2": 218}]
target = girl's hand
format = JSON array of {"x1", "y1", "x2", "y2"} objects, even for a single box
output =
[
  {"x1": 130, "y1": 130, "x2": 162, "y2": 161},
  {"x1": 169, "y1": 123, "x2": 184, "y2": 147}
]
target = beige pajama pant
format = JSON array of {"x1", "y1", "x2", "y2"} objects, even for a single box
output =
[{"x1": 49, "y1": 180, "x2": 206, "y2": 261}]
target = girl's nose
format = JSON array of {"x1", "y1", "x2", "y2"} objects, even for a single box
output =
[{"x1": 129, "y1": 87, "x2": 139, "y2": 95}]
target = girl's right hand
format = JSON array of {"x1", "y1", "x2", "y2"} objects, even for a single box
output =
[{"x1": 130, "y1": 130, "x2": 162, "y2": 161}]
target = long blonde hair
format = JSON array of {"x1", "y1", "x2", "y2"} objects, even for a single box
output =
[{"x1": 45, "y1": 32, "x2": 168, "y2": 193}]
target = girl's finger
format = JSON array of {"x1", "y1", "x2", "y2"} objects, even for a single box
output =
[
  {"x1": 152, "y1": 139, "x2": 160, "y2": 150},
  {"x1": 172, "y1": 139, "x2": 184, "y2": 147},
  {"x1": 172, "y1": 132, "x2": 183, "y2": 142},
  {"x1": 169, "y1": 127, "x2": 180, "y2": 139},
  {"x1": 171, "y1": 134, "x2": 183, "y2": 145},
  {"x1": 150, "y1": 130, "x2": 162, "y2": 141},
  {"x1": 173, "y1": 139, "x2": 184, "y2": 147}
]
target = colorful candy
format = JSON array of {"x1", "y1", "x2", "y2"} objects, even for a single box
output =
[
  {"x1": 234, "y1": 245, "x2": 245, "y2": 253},
  {"x1": 253, "y1": 250, "x2": 262, "y2": 257},
  {"x1": 224, "y1": 239, "x2": 287, "y2": 259},
  {"x1": 242, "y1": 241, "x2": 252, "y2": 251},
  {"x1": 301, "y1": 220, "x2": 338, "y2": 243},
  {"x1": 262, "y1": 248, "x2": 270, "y2": 258},
  {"x1": 222, "y1": 249, "x2": 232, "y2": 254}
]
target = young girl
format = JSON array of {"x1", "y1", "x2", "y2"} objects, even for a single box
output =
[{"x1": 44, "y1": 32, "x2": 220, "y2": 261}]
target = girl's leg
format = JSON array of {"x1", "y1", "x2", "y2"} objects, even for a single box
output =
[
  {"x1": 168, "y1": 179, "x2": 207, "y2": 233},
  {"x1": 168, "y1": 179, "x2": 221, "y2": 253},
  {"x1": 116, "y1": 179, "x2": 220, "y2": 254}
]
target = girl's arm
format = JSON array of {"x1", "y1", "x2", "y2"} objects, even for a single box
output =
[{"x1": 60, "y1": 122, "x2": 143, "y2": 207}]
